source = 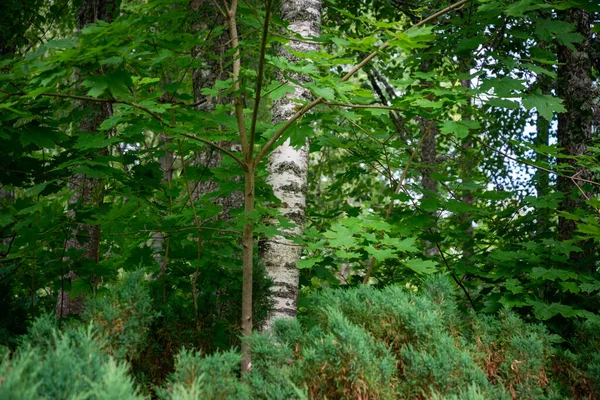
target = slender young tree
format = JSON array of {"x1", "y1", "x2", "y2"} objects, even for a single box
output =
[{"x1": 261, "y1": 0, "x2": 323, "y2": 328}]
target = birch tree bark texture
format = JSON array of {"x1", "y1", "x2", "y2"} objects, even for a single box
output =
[{"x1": 261, "y1": 0, "x2": 322, "y2": 329}]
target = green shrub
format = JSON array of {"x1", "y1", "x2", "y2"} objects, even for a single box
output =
[
  {"x1": 303, "y1": 278, "x2": 488, "y2": 398},
  {"x1": 553, "y1": 319, "x2": 600, "y2": 399},
  {"x1": 2, "y1": 275, "x2": 597, "y2": 399},
  {"x1": 572, "y1": 320, "x2": 600, "y2": 395},
  {"x1": 84, "y1": 270, "x2": 157, "y2": 361},
  {"x1": 470, "y1": 310, "x2": 560, "y2": 399},
  {"x1": 245, "y1": 331, "x2": 304, "y2": 400},
  {"x1": 0, "y1": 319, "x2": 142, "y2": 399},
  {"x1": 290, "y1": 310, "x2": 398, "y2": 399},
  {"x1": 157, "y1": 349, "x2": 251, "y2": 400}
]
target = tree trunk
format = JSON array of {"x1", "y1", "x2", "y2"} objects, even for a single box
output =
[
  {"x1": 261, "y1": 0, "x2": 322, "y2": 329},
  {"x1": 534, "y1": 72, "x2": 551, "y2": 235},
  {"x1": 418, "y1": 60, "x2": 440, "y2": 257},
  {"x1": 189, "y1": 0, "x2": 242, "y2": 217},
  {"x1": 420, "y1": 119, "x2": 440, "y2": 257},
  {"x1": 556, "y1": 8, "x2": 594, "y2": 264},
  {"x1": 151, "y1": 133, "x2": 174, "y2": 302},
  {"x1": 56, "y1": 0, "x2": 116, "y2": 319}
]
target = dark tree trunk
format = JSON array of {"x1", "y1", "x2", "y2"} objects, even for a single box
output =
[
  {"x1": 77, "y1": 0, "x2": 117, "y2": 29},
  {"x1": 556, "y1": 9, "x2": 594, "y2": 263},
  {"x1": 418, "y1": 59, "x2": 440, "y2": 257},
  {"x1": 534, "y1": 72, "x2": 551, "y2": 235},
  {"x1": 56, "y1": 0, "x2": 117, "y2": 318},
  {"x1": 189, "y1": 0, "x2": 242, "y2": 217}
]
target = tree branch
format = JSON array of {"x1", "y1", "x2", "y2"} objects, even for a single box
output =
[
  {"x1": 4, "y1": 90, "x2": 169, "y2": 126},
  {"x1": 323, "y1": 101, "x2": 405, "y2": 111},
  {"x1": 255, "y1": 0, "x2": 470, "y2": 164},
  {"x1": 226, "y1": 0, "x2": 250, "y2": 161},
  {"x1": 476, "y1": 137, "x2": 600, "y2": 187},
  {"x1": 179, "y1": 132, "x2": 246, "y2": 170},
  {"x1": 340, "y1": 0, "x2": 469, "y2": 84},
  {"x1": 249, "y1": 0, "x2": 273, "y2": 152}
]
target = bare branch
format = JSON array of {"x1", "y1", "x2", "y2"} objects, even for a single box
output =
[
  {"x1": 179, "y1": 132, "x2": 246, "y2": 170},
  {"x1": 249, "y1": 0, "x2": 273, "y2": 152}
]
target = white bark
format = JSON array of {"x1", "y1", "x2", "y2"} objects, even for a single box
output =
[
  {"x1": 150, "y1": 133, "x2": 174, "y2": 282},
  {"x1": 262, "y1": 0, "x2": 322, "y2": 328}
]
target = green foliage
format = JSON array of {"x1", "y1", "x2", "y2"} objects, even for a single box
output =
[
  {"x1": 470, "y1": 311, "x2": 560, "y2": 398},
  {"x1": 0, "y1": 0, "x2": 599, "y2": 397},
  {"x1": 554, "y1": 320, "x2": 600, "y2": 398},
  {"x1": 157, "y1": 349, "x2": 251, "y2": 400},
  {"x1": 83, "y1": 271, "x2": 157, "y2": 361},
  {"x1": 1, "y1": 276, "x2": 599, "y2": 399},
  {"x1": 0, "y1": 318, "x2": 142, "y2": 399},
  {"x1": 281, "y1": 311, "x2": 398, "y2": 399}
]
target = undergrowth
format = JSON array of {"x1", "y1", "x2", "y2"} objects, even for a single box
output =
[{"x1": 0, "y1": 275, "x2": 598, "y2": 399}]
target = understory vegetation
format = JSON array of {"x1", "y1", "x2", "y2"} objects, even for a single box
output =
[{"x1": 0, "y1": 275, "x2": 599, "y2": 399}]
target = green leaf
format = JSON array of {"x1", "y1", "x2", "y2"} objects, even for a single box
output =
[
  {"x1": 405, "y1": 259, "x2": 437, "y2": 274},
  {"x1": 308, "y1": 84, "x2": 335, "y2": 100},
  {"x1": 265, "y1": 82, "x2": 295, "y2": 101},
  {"x1": 531, "y1": 267, "x2": 578, "y2": 281},
  {"x1": 44, "y1": 38, "x2": 77, "y2": 49},
  {"x1": 479, "y1": 77, "x2": 525, "y2": 97},
  {"x1": 365, "y1": 245, "x2": 396, "y2": 262},
  {"x1": 297, "y1": 258, "x2": 320, "y2": 269},
  {"x1": 382, "y1": 237, "x2": 418, "y2": 253},
  {"x1": 74, "y1": 132, "x2": 116, "y2": 150},
  {"x1": 82, "y1": 76, "x2": 109, "y2": 98},
  {"x1": 440, "y1": 120, "x2": 480, "y2": 139},
  {"x1": 522, "y1": 91, "x2": 566, "y2": 121},
  {"x1": 324, "y1": 223, "x2": 357, "y2": 248},
  {"x1": 531, "y1": 301, "x2": 578, "y2": 320},
  {"x1": 485, "y1": 97, "x2": 519, "y2": 109},
  {"x1": 19, "y1": 126, "x2": 63, "y2": 148}
]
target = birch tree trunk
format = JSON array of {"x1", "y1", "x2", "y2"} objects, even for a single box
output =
[
  {"x1": 261, "y1": 0, "x2": 322, "y2": 328},
  {"x1": 56, "y1": 0, "x2": 116, "y2": 318}
]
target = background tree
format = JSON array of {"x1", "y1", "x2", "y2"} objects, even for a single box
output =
[{"x1": 56, "y1": 0, "x2": 118, "y2": 319}]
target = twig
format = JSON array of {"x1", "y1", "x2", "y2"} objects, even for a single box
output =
[
  {"x1": 3, "y1": 90, "x2": 169, "y2": 126},
  {"x1": 249, "y1": 0, "x2": 273, "y2": 151},
  {"x1": 110, "y1": 227, "x2": 241, "y2": 235},
  {"x1": 476, "y1": 137, "x2": 600, "y2": 187},
  {"x1": 322, "y1": 101, "x2": 405, "y2": 111},
  {"x1": 434, "y1": 241, "x2": 477, "y2": 311},
  {"x1": 339, "y1": 0, "x2": 469, "y2": 84},
  {"x1": 179, "y1": 133, "x2": 246, "y2": 169}
]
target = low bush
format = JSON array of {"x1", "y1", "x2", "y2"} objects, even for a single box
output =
[
  {"x1": 0, "y1": 275, "x2": 597, "y2": 399},
  {"x1": 0, "y1": 317, "x2": 142, "y2": 399}
]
